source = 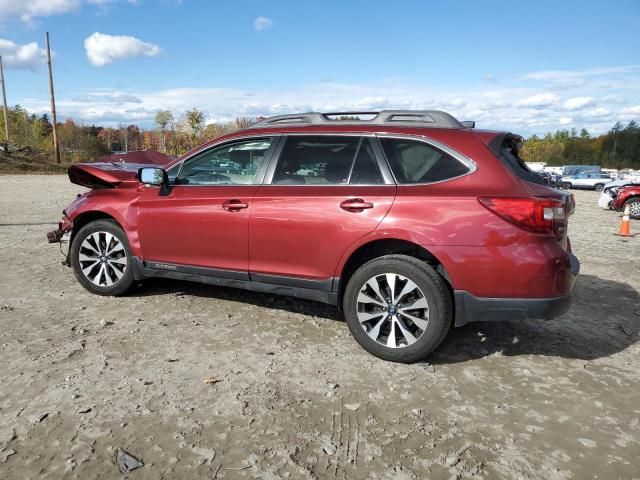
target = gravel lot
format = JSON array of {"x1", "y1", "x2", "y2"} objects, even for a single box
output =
[{"x1": 1, "y1": 175, "x2": 639, "y2": 479}]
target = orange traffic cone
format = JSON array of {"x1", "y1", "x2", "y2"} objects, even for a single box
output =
[{"x1": 615, "y1": 205, "x2": 635, "y2": 237}]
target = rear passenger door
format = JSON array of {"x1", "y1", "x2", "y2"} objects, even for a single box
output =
[{"x1": 249, "y1": 135, "x2": 396, "y2": 288}]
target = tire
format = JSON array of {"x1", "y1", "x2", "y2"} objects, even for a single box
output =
[
  {"x1": 624, "y1": 198, "x2": 640, "y2": 220},
  {"x1": 561, "y1": 182, "x2": 572, "y2": 190},
  {"x1": 342, "y1": 255, "x2": 452, "y2": 363},
  {"x1": 70, "y1": 219, "x2": 134, "y2": 296},
  {"x1": 594, "y1": 184, "x2": 604, "y2": 192}
]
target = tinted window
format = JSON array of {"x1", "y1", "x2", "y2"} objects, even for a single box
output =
[
  {"x1": 273, "y1": 136, "x2": 358, "y2": 185},
  {"x1": 350, "y1": 139, "x2": 384, "y2": 185},
  {"x1": 272, "y1": 136, "x2": 384, "y2": 185},
  {"x1": 177, "y1": 138, "x2": 272, "y2": 185},
  {"x1": 380, "y1": 138, "x2": 470, "y2": 184}
]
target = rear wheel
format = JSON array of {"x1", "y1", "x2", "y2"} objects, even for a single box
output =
[
  {"x1": 594, "y1": 183, "x2": 605, "y2": 192},
  {"x1": 343, "y1": 255, "x2": 452, "y2": 363},
  {"x1": 561, "y1": 182, "x2": 572, "y2": 190},
  {"x1": 70, "y1": 219, "x2": 134, "y2": 296},
  {"x1": 624, "y1": 198, "x2": 640, "y2": 220}
]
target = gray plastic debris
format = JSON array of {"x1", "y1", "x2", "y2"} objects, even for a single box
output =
[
  {"x1": 323, "y1": 442, "x2": 337, "y2": 455},
  {"x1": 116, "y1": 449, "x2": 144, "y2": 474},
  {"x1": 0, "y1": 448, "x2": 16, "y2": 463}
]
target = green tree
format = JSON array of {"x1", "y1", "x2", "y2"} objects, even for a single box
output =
[
  {"x1": 185, "y1": 108, "x2": 205, "y2": 146},
  {"x1": 155, "y1": 110, "x2": 174, "y2": 153}
]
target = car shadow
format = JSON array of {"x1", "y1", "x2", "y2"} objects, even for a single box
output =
[
  {"x1": 133, "y1": 274, "x2": 638, "y2": 362},
  {"x1": 137, "y1": 277, "x2": 343, "y2": 321},
  {"x1": 432, "y1": 274, "x2": 640, "y2": 363}
]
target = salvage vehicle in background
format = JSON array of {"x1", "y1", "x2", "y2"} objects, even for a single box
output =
[
  {"x1": 611, "y1": 184, "x2": 640, "y2": 219},
  {"x1": 598, "y1": 177, "x2": 640, "y2": 209},
  {"x1": 47, "y1": 110, "x2": 580, "y2": 363},
  {"x1": 561, "y1": 172, "x2": 612, "y2": 191},
  {"x1": 537, "y1": 171, "x2": 562, "y2": 188}
]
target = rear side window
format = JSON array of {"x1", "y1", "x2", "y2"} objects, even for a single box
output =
[
  {"x1": 272, "y1": 136, "x2": 384, "y2": 185},
  {"x1": 379, "y1": 138, "x2": 470, "y2": 184}
]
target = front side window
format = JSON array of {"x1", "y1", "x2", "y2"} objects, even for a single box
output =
[
  {"x1": 272, "y1": 136, "x2": 384, "y2": 185},
  {"x1": 176, "y1": 138, "x2": 272, "y2": 185},
  {"x1": 380, "y1": 137, "x2": 470, "y2": 184}
]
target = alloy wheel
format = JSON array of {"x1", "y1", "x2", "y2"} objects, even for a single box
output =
[
  {"x1": 78, "y1": 231, "x2": 127, "y2": 287},
  {"x1": 629, "y1": 201, "x2": 640, "y2": 217},
  {"x1": 356, "y1": 273, "x2": 429, "y2": 348}
]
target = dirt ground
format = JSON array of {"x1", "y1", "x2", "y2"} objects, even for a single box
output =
[{"x1": 1, "y1": 175, "x2": 639, "y2": 480}]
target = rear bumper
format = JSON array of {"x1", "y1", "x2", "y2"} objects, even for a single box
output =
[{"x1": 454, "y1": 252, "x2": 579, "y2": 327}]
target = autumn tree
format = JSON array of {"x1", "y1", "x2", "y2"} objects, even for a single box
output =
[
  {"x1": 155, "y1": 110, "x2": 174, "y2": 153},
  {"x1": 184, "y1": 108, "x2": 205, "y2": 147}
]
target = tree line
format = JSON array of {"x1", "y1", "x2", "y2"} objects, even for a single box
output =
[
  {"x1": 1, "y1": 104, "x2": 639, "y2": 169},
  {"x1": 520, "y1": 121, "x2": 640, "y2": 169},
  {"x1": 0, "y1": 105, "x2": 254, "y2": 164}
]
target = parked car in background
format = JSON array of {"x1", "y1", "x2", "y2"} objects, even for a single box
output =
[
  {"x1": 47, "y1": 110, "x2": 579, "y2": 363},
  {"x1": 537, "y1": 171, "x2": 562, "y2": 188},
  {"x1": 611, "y1": 184, "x2": 640, "y2": 219},
  {"x1": 561, "y1": 172, "x2": 612, "y2": 191},
  {"x1": 598, "y1": 178, "x2": 640, "y2": 209}
]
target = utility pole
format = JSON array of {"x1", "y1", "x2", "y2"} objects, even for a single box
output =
[
  {"x1": 45, "y1": 32, "x2": 61, "y2": 164},
  {"x1": 0, "y1": 56, "x2": 9, "y2": 143}
]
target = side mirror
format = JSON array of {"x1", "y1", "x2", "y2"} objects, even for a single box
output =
[{"x1": 138, "y1": 167, "x2": 171, "y2": 196}]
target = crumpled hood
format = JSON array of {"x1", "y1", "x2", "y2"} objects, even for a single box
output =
[{"x1": 68, "y1": 162, "x2": 150, "y2": 189}]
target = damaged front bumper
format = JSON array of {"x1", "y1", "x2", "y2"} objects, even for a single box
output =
[
  {"x1": 47, "y1": 215, "x2": 73, "y2": 260},
  {"x1": 46, "y1": 228, "x2": 71, "y2": 243},
  {"x1": 47, "y1": 217, "x2": 73, "y2": 266}
]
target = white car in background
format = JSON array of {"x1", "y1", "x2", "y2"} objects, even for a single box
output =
[
  {"x1": 598, "y1": 177, "x2": 640, "y2": 209},
  {"x1": 561, "y1": 172, "x2": 612, "y2": 191}
]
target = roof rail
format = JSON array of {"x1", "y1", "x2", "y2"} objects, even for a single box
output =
[{"x1": 247, "y1": 110, "x2": 472, "y2": 129}]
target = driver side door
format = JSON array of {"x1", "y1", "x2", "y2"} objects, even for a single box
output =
[{"x1": 136, "y1": 136, "x2": 279, "y2": 276}]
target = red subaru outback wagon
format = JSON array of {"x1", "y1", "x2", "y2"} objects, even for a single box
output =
[{"x1": 48, "y1": 111, "x2": 579, "y2": 363}]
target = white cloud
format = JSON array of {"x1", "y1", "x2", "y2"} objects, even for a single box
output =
[
  {"x1": 580, "y1": 107, "x2": 611, "y2": 118},
  {"x1": 521, "y1": 65, "x2": 640, "y2": 82},
  {"x1": 516, "y1": 92, "x2": 559, "y2": 108},
  {"x1": 14, "y1": 73, "x2": 640, "y2": 136},
  {"x1": 0, "y1": 0, "x2": 80, "y2": 22},
  {"x1": 0, "y1": 38, "x2": 47, "y2": 70},
  {"x1": 562, "y1": 96, "x2": 594, "y2": 111},
  {"x1": 621, "y1": 105, "x2": 640, "y2": 116},
  {"x1": 84, "y1": 32, "x2": 161, "y2": 66},
  {"x1": 254, "y1": 16, "x2": 273, "y2": 32},
  {"x1": 0, "y1": 0, "x2": 143, "y2": 23}
]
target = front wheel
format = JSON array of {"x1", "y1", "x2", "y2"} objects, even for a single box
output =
[
  {"x1": 343, "y1": 255, "x2": 452, "y2": 363},
  {"x1": 594, "y1": 184, "x2": 605, "y2": 192},
  {"x1": 624, "y1": 198, "x2": 640, "y2": 220},
  {"x1": 70, "y1": 219, "x2": 134, "y2": 296},
  {"x1": 561, "y1": 182, "x2": 572, "y2": 190}
]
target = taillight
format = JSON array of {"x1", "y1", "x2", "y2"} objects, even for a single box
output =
[{"x1": 478, "y1": 197, "x2": 567, "y2": 236}]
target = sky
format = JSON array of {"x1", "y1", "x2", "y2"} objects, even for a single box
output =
[{"x1": 0, "y1": 0, "x2": 639, "y2": 135}]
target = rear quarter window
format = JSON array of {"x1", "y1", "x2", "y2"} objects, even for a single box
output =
[{"x1": 379, "y1": 138, "x2": 470, "y2": 184}]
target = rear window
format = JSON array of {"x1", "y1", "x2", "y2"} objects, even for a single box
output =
[{"x1": 379, "y1": 138, "x2": 470, "y2": 184}]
